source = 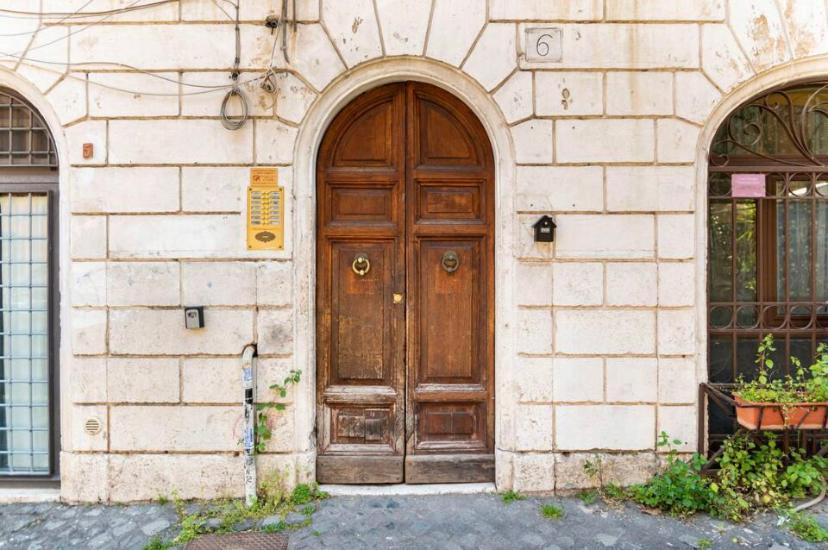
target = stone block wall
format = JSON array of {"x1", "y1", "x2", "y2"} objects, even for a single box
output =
[{"x1": 0, "y1": 0, "x2": 825, "y2": 501}]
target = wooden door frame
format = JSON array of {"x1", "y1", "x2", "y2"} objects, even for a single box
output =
[{"x1": 292, "y1": 59, "x2": 518, "y2": 487}]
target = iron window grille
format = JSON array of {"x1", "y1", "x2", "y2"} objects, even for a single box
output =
[
  {"x1": 0, "y1": 88, "x2": 59, "y2": 483},
  {"x1": 706, "y1": 80, "x2": 828, "y2": 454}
]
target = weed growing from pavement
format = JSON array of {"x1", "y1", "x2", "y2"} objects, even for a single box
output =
[
  {"x1": 500, "y1": 490, "x2": 525, "y2": 504},
  {"x1": 142, "y1": 476, "x2": 328, "y2": 550},
  {"x1": 540, "y1": 503, "x2": 565, "y2": 520},
  {"x1": 697, "y1": 538, "x2": 712, "y2": 550},
  {"x1": 578, "y1": 490, "x2": 598, "y2": 505},
  {"x1": 784, "y1": 511, "x2": 828, "y2": 543},
  {"x1": 143, "y1": 537, "x2": 169, "y2": 550}
]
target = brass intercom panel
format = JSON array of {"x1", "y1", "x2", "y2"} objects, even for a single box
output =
[{"x1": 247, "y1": 168, "x2": 284, "y2": 250}]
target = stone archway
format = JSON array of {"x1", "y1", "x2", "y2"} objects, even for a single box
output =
[{"x1": 291, "y1": 58, "x2": 518, "y2": 488}]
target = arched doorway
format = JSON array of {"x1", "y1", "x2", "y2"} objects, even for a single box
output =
[
  {"x1": 315, "y1": 82, "x2": 495, "y2": 484},
  {"x1": 0, "y1": 88, "x2": 59, "y2": 483},
  {"x1": 706, "y1": 80, "x2": 828, "y2": 452}
]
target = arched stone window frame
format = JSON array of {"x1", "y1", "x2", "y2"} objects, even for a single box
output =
[
  {"x1": 0, "y1": 86, "x2": 60, "y2": 485},
  {"x1": 701, "y1": 71, "x2": 828, "y2": 454}
]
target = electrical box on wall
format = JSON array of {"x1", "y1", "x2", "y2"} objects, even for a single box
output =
[
  {"x1": 184, "y1": 306, "x2": 205, "y2": 329},
  {"x1": 247, "y1": 167, "x2": 284, "y2": 250}
]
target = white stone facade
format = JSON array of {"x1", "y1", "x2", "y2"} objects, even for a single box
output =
[{"x1": 0, "y1": 0, "x2": 825, "y2": 502}]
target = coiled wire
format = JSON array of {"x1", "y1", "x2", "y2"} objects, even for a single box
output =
[{"x1": 219, "y1": 1, "x2": 249, "y2": 130}]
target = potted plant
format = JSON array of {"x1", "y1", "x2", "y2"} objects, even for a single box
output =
[{"x1": 733, "y1": 335, "x2": 828, "y2": 430}]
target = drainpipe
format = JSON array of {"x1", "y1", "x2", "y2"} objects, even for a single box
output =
[{"x1": 241, "y1": 344, "x2": 257, "y2": 507}]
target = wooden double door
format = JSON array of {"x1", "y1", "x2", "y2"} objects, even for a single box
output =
[{"x1": 316, "y1": 82, "x2": 495, "y2": 484}]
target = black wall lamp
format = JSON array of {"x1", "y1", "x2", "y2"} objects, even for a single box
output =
[{"x1": 533, "y1": 215, "x2": 556, "y2": 242}]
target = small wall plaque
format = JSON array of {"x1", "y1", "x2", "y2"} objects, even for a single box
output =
[
  {"x1": 525, "y1": 27, "x2": 562, "y2": 63},
  {"x1": 247, "y1": 168, "x2": 284, "y2": 250},
  {"x1": 731, "y1": 173, "x2": 766, "y2": 198}
]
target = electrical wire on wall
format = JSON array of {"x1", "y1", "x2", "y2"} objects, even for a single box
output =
[
  {"x1": 259, "y1": 0, "x2": 295, "y2": 96},
  {"x1": 0, "y1": 0, "x2": 292, "y2": 126},
  {"x1": 0, "y1": 1, "x2": 178, "y2": 18},
  {"x1": 219, "y1": 0, "x2": 249, "y2": 130}
]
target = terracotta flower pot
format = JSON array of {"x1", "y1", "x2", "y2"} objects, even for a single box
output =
[{"x1": 734, "y1": 396, "x2": 828, "y2": 430}]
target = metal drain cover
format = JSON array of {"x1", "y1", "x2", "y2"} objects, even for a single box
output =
[{"x1": 186, "y1": 532, "x2": 289, "y2": 550}]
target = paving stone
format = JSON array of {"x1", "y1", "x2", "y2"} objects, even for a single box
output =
[
  {"x1": 0, "y1": 495, "x2": 826, "y2": 549},
  {"x1": 521, "y1": 533, "x2": 547, "y2": 547},
  {"x1": 204, "y1": 517, "x2": 223, "y2": 531},
  {"x1": 140, "y1": 518, "x2": 171, "y2": 536},
  {"x1": 595, "y1": 533, "x2": 618, "y2": 546},
  {"x1": 88, "y1": 532, "x2": 113, "y2": 547},
  {"x1": 285, "y1": 511, "x2": 307, "y2": 525}
]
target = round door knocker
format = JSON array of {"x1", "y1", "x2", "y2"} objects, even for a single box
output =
[
  {"x1": 441, "y1": 250, "x2": 459, "y2": 273},
  {"x1": 352, "y1": 253, "x2": 370, "y2": 276}
]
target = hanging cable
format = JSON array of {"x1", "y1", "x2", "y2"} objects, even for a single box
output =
[
  {"x1": 19, "y1": 0, "x2": 145, "y2": 57},
  {"x1": 280, "y1": 0, "x2": 291, "y2": 65},
  {"x1": 0, "y1": 1, "x2": 178, "y2": 19},
  {"x1": 0, "y1": 0, "x2": 95, "y2": 37},
  {"x1": 259, "y1": 0, "x2": 293, "y2": 95},
  {"x1": 0, "y1": 51, "x2": 264, "y2": 91},
  {"x1": 219, "y1": 1, "x2": 248, "y2": 130},
  {"x1": 7, "y1": 57, "x2": 265, "y2": 98}
]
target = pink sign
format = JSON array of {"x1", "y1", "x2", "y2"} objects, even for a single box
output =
[{"x1": 732, "y1": 173, "x2": 766, "y2": 198}]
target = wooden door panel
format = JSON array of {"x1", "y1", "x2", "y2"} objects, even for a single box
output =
[
  {"x1": 405, "y1": 83, "x2": 495, "y2": 482},
  {"x1": 416, "y1": 178, "x2": 484, "y2": 224},
  {"x1": 329, "y1": 405, "x2": 396, "y2": 448},
  {"x1": 329, "y1": 185, "x2": 396, "y2": 226},
  {"x1": 329, "y1": 240, "x2": 397, "y2": 385},
  {"x1": 415, "y1": 239, "x2": 481, "y2": 383},
  {"x1": 415, "y1": 402, "x2": 487, "y2": 450},
  {"x1": 332, "y1": 100, "x2": 397, "y2": 168},
  {"x1": 414, "y1": 97, "x2": 483, "y2": 167},
  {"x1": 317, "y1": 84, "x2": 406, "y2": 484}
]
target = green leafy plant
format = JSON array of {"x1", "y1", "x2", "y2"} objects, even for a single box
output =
[
  {"x1": 785, "y1": 510, "x2": 828, "y2": 543},
  {"x1": 628, "y1": 429, "x2": 827, "y2": 529},
  {"x1": 630, "y1": 432, "x2": 713, "y2": 517},
  {"x1": 710, "y1": 432, "x2": 827, "y2": 521},
  {"x1": 540, "y1": 503, "x2": 564, "y2": 520},
  {"x1": 583, "y1": 456, "x2": 601, "y2": 480},
  {"x1": 143, "y1": 537, "x2": 172, "y2": 550},
  {"x1": 578, "y1": 489, "x2": 598, "y2": 505},
  {"x1": 578, "y1": 489, "x2": 598, "y2": 506},
  {"x1": 735, "y1": 335, "x2": 828, "y2": 404},
  {"x1": 501, "y1": 490, "x2": 525, "y2": 504},
  {"x1": 697, "y1": 538, "x2": 712, "y2": 550},
  {"x1": 148, "y1": 477, "x2": 328, "y2": 548},
  {"x1": 255, "y1": 369, "x2": 302, "y2": 453},
  {"x1": 803, "y1": 344, "x2": 828, "y2": 402},
  {"x1": 602, "y1": 483, "x2": 626, "y2": 501},
  {"x1": 262, "y1": 521, "x2": 287, "y2": 533}
]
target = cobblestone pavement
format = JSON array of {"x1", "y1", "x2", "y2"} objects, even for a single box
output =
[{"x1": 1, "y1": 494, "x2": 827, "y2": 549}]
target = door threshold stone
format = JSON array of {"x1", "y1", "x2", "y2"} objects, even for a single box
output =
[{"x1": 319, "y1": 482, "x2": 496, "y2": 496}]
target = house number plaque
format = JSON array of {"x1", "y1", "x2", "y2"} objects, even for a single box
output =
[
  {"x1": 247, "y1": 167, "x2": 284, "y2": 250},
  {"x1": 525, "y1": 27, "x2": 562, "y2": 63}
]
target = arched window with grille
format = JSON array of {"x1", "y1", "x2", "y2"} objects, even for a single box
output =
[
  {"x1": 0, "y1": 88, "x2": 58, "y2": 482},
  {"x1": 707, "y1": 81, "x2": 828, "y2": 453}
]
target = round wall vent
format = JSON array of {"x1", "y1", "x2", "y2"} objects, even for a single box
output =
[{"x1": 84, "y1": 417, "x2": 102, "y2": 436}]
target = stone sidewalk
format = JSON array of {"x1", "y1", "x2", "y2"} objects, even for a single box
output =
[{"x1": 1, "y1": 494, "x2": 827, "y2": 549}]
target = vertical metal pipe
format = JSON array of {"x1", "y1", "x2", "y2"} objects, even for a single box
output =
[{"x1": 242, "y1": 344, "x2": 257, "y2": 507}]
